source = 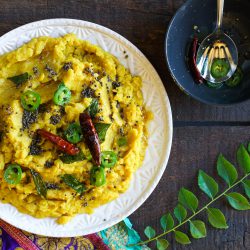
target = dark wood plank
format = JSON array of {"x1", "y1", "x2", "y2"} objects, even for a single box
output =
[
  {"x1": 0, "y1": 0, "x2": 249, "y2": 122},
  {"x1": 0, "y1": 1, "x2": 249, "y2": 249},
  {"x1": 131, "y1": 126, "x2": 250, "y2": 250}
]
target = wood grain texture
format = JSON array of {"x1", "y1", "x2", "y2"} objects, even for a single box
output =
[
  {"x1": 0, "y1": 0, "x2": 249, "y2": 249},
  {"x1": 131, "y1": 126, "x2": 250, "y2": 250},
  {"x1": 0, "y1": 0, "x2": 249, "y2": 121}
]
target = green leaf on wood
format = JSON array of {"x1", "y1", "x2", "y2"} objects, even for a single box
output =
[
  {"x1": 178, "y1": 188, "x2": 198, "y2": 212},
  {"x1": 144, "y1": 226, "x2": 156, "y2": 239},
  {"x1": 189, "y1": 220, "x2": 207, "y2": 239},
  {"x1": 174, "y1": 204, "x2": 187, "y2": 223},
  {"x1": 157, "y1": 239, "x2": 169, "y2": 250},
  {"x1": 174, "y1": 231, "x2": 191, "y2": 245},
  {"x1": 207, "y1": 207, "x2": 228, "y2": 229},
  {"x1": 237, "y1": 144, "x2": 250, "y2": 174},
  {"x1": 217, "y1": 154, "x2": 238, "y2": 186},
  {"x1": 242, "y1": 180, "x2": 250, "y2": 198},
  {"x1": 226, "y1": 192, "x2": 250, "y2": 210},
  {"x1": 198, "y1": 170, "x2": 219, "y2": 199},
  {"x1": 160, "y1": 213, "x2": 174, "y2": 232}
]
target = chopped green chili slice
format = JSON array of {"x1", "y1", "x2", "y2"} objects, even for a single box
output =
[
  {"x1": 225, "y1": 67, "x2": 243, "y2": 87},
  {"x1": 53, "y1": 83, "x2": 71, "y2": 106},
  {"x1": 101, "y1": 151, "x2": 118, "y2": 168},
  {"x1": 64, "y1": 123, "x2": 83, "y2": 144},
  {"x1": 90, "y1": 166, "x2": 106, "y2": 187},
  {"x1": 21, "y1": 90, "x2": 41, "y2": 111},
  {"x1": 211, "y1": 58, "x2": 230, "y2": 79},
  {"x1": 4, "y1": 164, "x2": 22, "y2": 184},
  {"x1": 206, "y1": 81, "x2": 224, "y2": 89}
]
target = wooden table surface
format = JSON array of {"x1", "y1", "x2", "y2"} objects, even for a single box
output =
[{"x1": 1, "y1": 1, "x2": 249, "y2": 249}]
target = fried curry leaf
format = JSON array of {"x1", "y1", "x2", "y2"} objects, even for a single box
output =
[
  {"x1": 60, "y1": 149, "x2": 85, "y2": 164},
  {"x1": 94, "y1": 123, "x2": 111, "y2": 142},
  {"x1": 61, "y1": 174, "x2": 86, "y2": 194},
  {"x1": 87, "y1": 99, "x2": 99, "y2": 118},
  {"x1": 30, "y1": 169, "x2": 47, "y2": 198},
  {"x1": 118, "y1": 137, "x2": 127, "y2": 147},
  {"x1": 8, "y1": 72, "x2": 29, "y2": 86}
]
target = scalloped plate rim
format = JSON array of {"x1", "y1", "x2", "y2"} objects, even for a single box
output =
[{"x1": 0, "y1": 18, "x2": 173, "y2": 237}]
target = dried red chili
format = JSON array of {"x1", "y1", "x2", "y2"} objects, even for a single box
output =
[
  {"x1": 79, "y1": 112, "x2": 101, "y2": 166},
  {"x1": 37, "y1": 129, "x2": 79, "y2": 155},
  {"x1": 189, "y1": 36, "x2": 204, "y2": 84}
]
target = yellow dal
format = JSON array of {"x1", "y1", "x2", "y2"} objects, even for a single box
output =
[{"x1": 0, "y1": 34, "x2": 151, "y2": 224}]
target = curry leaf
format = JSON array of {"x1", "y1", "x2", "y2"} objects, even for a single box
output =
[
  {"x1": 207, "y1": 208, "x2": 228, "y2": 229},
  {"x1": 156, "y1": 239, "x2": 169, "y2": 250},
  {"x1": 94, "y1": 123, "x2": 111, "y2": 142},
  {"x1": 118, "y1": 137, "x2": 127, "y2": 147},
  {"x1": 189, "y1": 220, "x2": 206, "y2": 239},
  {"x1": 198, "y1": 170, "x2": 218, "y2": 199},
  {"x1": 178, "y1": 188, "x2": 198, "y2": 212},
  {"x1": 226, "y1": 192, "x2": 250, "y2": 210},
  {"x1": 217, "y1": 154, "x2": 238, "y2": 186},
  {"x1": 60, "y1": 174, "x2": 86, "y2": 194},
  {"x1": 160, "y1": 213, "x2": 174, "y2": 232},
  {"x1": 237, "y1": 144, "x2": 250, "y2": 174},
  {"x1": 30, "y1": 169, "x2": 47, "y2": 198},
  {"x1": 242, "y1": 180, "x2": 250, "y2": 198},
  {"x1": 87, "y1": 98, "x2": 99, "y2": 118},
  {"x1": 144, "y1": 226, "x2": 156, "y2": 239},
  {"x1": 60, "y1": 149, "x2": 85, "y2": 164},
  {"x1": 174, "y1": 231, "x2": 191, "y2": 245},
  {"x1": 174, "y1": 204, "x2": 187, "y2": 223},
  {"x1": 8, "y1": 72, "x2": 29, "y2": 86}
]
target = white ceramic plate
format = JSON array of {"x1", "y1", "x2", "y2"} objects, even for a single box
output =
[{"x1": 0, "y1": 19, "x2": 173, "y2": 237}]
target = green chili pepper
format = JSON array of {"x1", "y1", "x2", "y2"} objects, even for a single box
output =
[
  {"x1": 211, "y1": 58, "x2": 230, "y2": 79},
  {"x1": 4, "y1": 164, "x2": 22, "y2": 184},
  {"x1": 101, "y1": 151, "x2": 118, "y2": 168},
  {"x1": 206, "y1": 81, "x2": 224, "y2": 89},
  {"x1": 53, "y1": 83, "x2": 71, "y2": 106},
  {"x1": 21, "y1": 90, "x2": 41, "y2": 111},
  {"x1": 118, "y1": 137, "x2": 127, "y2": 147},
  {"x1": 64, "y1": 123, "x2": 83, "y2": 144},
  {"x1": 225, "y1": 67, "x2": 243, "y2": 87},
  {"x1": 90, "y1": 166, "x2": 106, "y2": 187}
]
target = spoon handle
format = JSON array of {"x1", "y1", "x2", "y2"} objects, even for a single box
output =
[{"x1": 217, "y1": 0, "x2": 224, "y2": 29}]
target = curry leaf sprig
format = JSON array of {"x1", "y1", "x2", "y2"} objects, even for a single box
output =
[{"x1": 131, "y1": 143, "x2": 250, "y2": 250}]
